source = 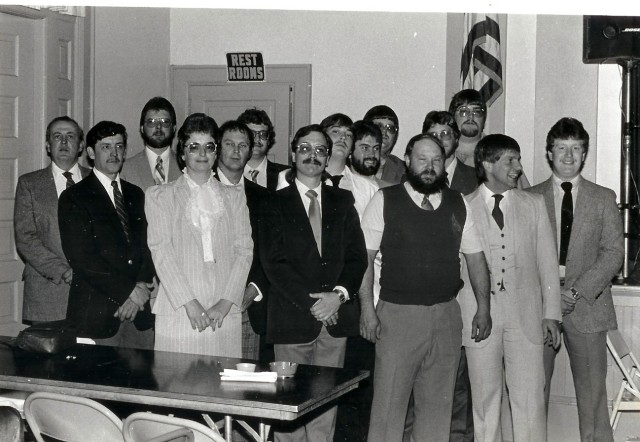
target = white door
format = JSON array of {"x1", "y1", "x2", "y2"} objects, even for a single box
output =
[
  {"x1": 0, "y1": 12, "x2": 42, "y2": 335},
  {"x1": 171, "y1": 65, "x2": 311, "y2": 165}
]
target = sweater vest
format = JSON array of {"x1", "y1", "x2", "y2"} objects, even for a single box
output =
[{"x1": 380, "y1": 184, "x2": 466, "y2": 305}]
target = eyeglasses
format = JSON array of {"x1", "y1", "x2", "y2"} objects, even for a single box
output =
[
  {"x1": 186, "y1": 142, "x2": 216, "y2": 154},
  {"x1": 356, "y1": 143, "x2": 381, "y2": 153},
  {"x1": 374, "y1": 123, "x2": 398, "y2": 134},
  {"x1": 251, "y1": 130, "x2": 269, "y2": 141},
  {"x1": 51, "y1": 133, "x2": 78, "y2": 143},
  {"x1": 296, "y1": 143, "x2": 329, "y2": 157},
  {"x1": 144, "y1": 118, "x2": 173, "y2": 128},
  {"x1": 455, "y1": 107, "x2": 485, "y2": 118},
  {"x1": 428, "y1": 129, "x2": 454, "y2": 141}
]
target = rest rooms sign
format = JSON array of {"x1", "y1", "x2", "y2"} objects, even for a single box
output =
[{"x1": 226, "y1": 52, "x2": 265, "y2": 82}]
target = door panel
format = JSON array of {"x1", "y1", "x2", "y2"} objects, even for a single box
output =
[
  {"x1": 172, "y1": 65, "x2": 311, "y2": 166},
  {"x1": 0, "y1": 13, "x2": 39, "y2": 335},
  {"x1": 189, "y1": 83, "x2": 291, "y2": 164}
]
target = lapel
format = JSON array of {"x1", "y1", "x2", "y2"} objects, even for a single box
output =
[
  {"x1": 40, "y1": 166, "x2": 59, "y2": 211},
  {"x1": 167, "y1": 151, "x2": 182, "y2": 182},
  {"x1": 539, "y1": 178, "x2": 558, "y2": 247},
  {"x1": 568, "y1": 176, "x2": 588, "y2": 254},
  {"x1": 86, "y1": 172, "x2": 130, "y2": 243},
  {"x1": 79, "y1": 165, "x2": 91, "y2": 179},
  {"x1": 321, "y1": 185, "x2": 340, "y2": 255},
  {"x1": 281, "y1": 184, "x2": 321, "y2": 257},
  {"x1": 467, "y1": 189, "x2": 492, "y2": 257}
]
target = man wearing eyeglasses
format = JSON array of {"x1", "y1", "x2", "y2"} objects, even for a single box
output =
[
  {"x1": 448, "y1": 90, "x2": 488, "y2": 168},
  {"x1": 59, "y1": 121, "x2": 154, "y2": 349},
  {"x1": 260, "y1": 124, "x2": 367, "y2": 442},
  {"x1": 120, "y1": 96, "x2": 181, "y2": 190},
  {"x1": 363, "y1": 105, "x2": 406, "y2": 185},
  {"x1": 238, "y1": 108, "x2": 288, "y2": 191},
  {"x1": 14, "y1": 116, "x2": 90, "y2": 325}
]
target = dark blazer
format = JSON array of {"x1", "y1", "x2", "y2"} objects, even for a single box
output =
[
  {"x1": 528, "y1": 176, "x2": 623, "y2": 333},
  {"x1": 266, "y1": 160, "x2": 288, "y2": 191},
  {"x1": 14, "y1": 164, "x2": 90, "y2": 322},
  {"x1": 450, "y1": 161, "x2": 478, "y2": 196},
  {"x1": 58, "y1": 172, "x2": 154, "y2": 339},
  {"x1": 259, "y1": 183, "x2": 367, "y2": 344},
  {"x1": 213, "y1": 170, "x2": 272, "y2": 335},
  {"x1": 380, "y1": 154, "x2": 406, "y2": 185}
]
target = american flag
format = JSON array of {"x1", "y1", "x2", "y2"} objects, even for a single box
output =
[{"x1": 461, "y1": 13, "x2": 503, "y2": 107}]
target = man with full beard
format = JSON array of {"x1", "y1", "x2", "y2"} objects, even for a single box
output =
[
  {"x1": 361, "y1": 133, "x2": 491, "y2": 442},
  {"x1": 120, "y1": 96, "x2": 182, "y2": 190},
  {"x1": 350, "y1": 120, "x2": 392, "y2": 189}
]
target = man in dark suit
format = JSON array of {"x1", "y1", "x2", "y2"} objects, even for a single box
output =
[
  {"x1": 59, "y1": 121, "x2": 154, "y2": 349},
  {"x1": 14, "y1": 116, "x2": 90, "y2": 324},
  {"x1": 528, "y1": 117, "x2": 623, "y2": 442},
  {"x1": 212, "y1": 119, "x2": 271, "y2": 362},
  {"x1": 120, "y1": 96, "x2": 182, "y2": 190},
  {"x1": 260, "y1": 124, "x2": 367, "y2": 442},
  {"x1": 237, "y1": 108, "x2": 288, "y2": 191}
]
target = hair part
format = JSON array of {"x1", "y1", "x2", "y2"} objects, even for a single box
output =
[
  {"x1": 545, "y1": 117, "x2": 590, "y2": 155},
  {"x1": 421, "y1": 110, "x2": 460, "y2": 138},
  {"x1": 448, "y1": 89, "x2": 487, "y2": 115},
  {"x1": 139, "y1": 96, "x2": 177, "y2": 127},
  {"x1": 86, "y1": 121, "x2": 127, "y2": 149},
  {"x1": 237, "y1": 107, "x2": 275, "y2": 150},
  {"x1": 46, "y1": 116, "x2": 84, "y2": 143},
  {"x1": 474, "y1": 134, "x2": 521, "y2": 183},
  {"x1": 176, "y1": 113, "x2": 219, "y2": 170}
]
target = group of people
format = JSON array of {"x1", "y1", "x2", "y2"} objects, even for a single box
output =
[{"x1": 14, "y1": 90, "x2": 623, "y2": 442}]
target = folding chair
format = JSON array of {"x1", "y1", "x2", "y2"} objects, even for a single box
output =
[
  {"x1": 607, "y1": 328, "x2": 640, "y2": 432},
  {"x1": 123, "y1": 412, "x2": 226, "y2": 442},
  {"x1": 24, "y1": 391, "x2": 124, "y2": 442}
]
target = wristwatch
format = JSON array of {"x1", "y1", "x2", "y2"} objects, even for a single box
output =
[
  {"x1": 334, "y1": 289, "x2": 347, "y2": 304},
  {"x1": 569, "y1": 287, "x2": 581, "y2": 300}
]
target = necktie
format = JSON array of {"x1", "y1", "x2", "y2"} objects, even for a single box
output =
[
  {"x1": 111, "y1": 181, "x2": 131, "y2": 242},
  {"x1": 62, "y1": 171, "x2": 75, "y2": 188},
  {"x1": 559, "y1": 182, "x2": 573, "y2": 265},
  {"x1": 155, "y1": 157, "x2": 166, "y2": 184},
  {"x1": 306, "y1": 189, "x2": 322, "y2": 255},
  {"x1": 250, "y1": 170, "x2": 259, "y2": 183},
  {"x1": 492, "y1": 194, "x2": 504, "y2": 230},
  {"x1": 330, "y1": 175, "x2": 343, "y2": 187},
  {"x1": 421, "y1": 195, "x2": 434, "y2": 210}
]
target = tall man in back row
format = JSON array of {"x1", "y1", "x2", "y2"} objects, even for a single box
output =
[
  {"x1": 529, "y1": 118, "x2": 623, "y2": 442},
  {"x1": 361, "y1": 133, "x2": 491, "y2": 442}
]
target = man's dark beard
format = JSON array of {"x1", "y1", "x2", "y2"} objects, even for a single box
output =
[
  {"x1": 460, "y1": 121, "x2": 480, "y2": 138},
  {"x1": 352, "y1": 156, "x2": 380, "y2": 176},
  {"x1": 142, "y1": 130, "x2": 174, "y2": 150},
  {"x1": 406, "y1": 167, "x2": 447, "y2": 195}
]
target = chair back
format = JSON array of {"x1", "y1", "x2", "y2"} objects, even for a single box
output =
[
  {"x1": 123, "y1": 412, "x2": 225, "y2": 442},
  {"x1": 608, "y1": 328, "x2": 640, "y2": 391},
  {"x1": 24, "y1": 391, "x2": 123, "y2": 442}
]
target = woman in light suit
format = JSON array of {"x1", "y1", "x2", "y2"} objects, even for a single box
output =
[{"x1": 145, "y1": 113, "x2": 253, "y2": 357}]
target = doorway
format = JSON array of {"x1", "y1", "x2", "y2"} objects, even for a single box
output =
[{"x1": 171, "y1": 65, "x2": 311, "y2": 165}]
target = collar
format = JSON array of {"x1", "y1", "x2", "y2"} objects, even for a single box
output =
[
  {"x1": 479, "y1": 183, "x2": 510, "y2": 207},
  {"x1": 51, "y1": 161, "x2": 81, "y2": 178},
  {"x1": 217, "y1": 167, "x2": 245, "y2": 187},
  {"x1": 551, "y1": 173, "x2": 581, "y2": 190}
]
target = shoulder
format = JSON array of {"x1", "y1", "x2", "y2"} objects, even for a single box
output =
[
  {"x1": 527, "y1": 177, "x2": 552, "y2": 195},
  {"x1": 580, "y1": 178, "x2": 617, "y2": 201},
  {"x1": 267, "y1": 160, "x2": 288, "y2": 173},
  {"x1": 19, "y1": 167, "x2": 51, "y2": 184},
  {"x1": 120, "y1": 178, "x2": 144, "y2": 196},
  {"x1": 512, "y1": 188, "x2": 545, "y2": 207},
  {"x1": 456, "y1": 161, "x2": 476, "y2": 175}
]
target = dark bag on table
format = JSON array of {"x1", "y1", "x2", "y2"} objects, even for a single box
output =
[{"x1": 12, "y1": 320, "x2": 75, "y2": 354}]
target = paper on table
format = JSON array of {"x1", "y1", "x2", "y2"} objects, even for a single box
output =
[{"x1": 220, "y1": 369, "x2": 278, "y2": 383}]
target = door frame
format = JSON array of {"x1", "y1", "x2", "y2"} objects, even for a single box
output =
[{"x1": 171, "y1": 64, "x2": 311, "y2": 153}]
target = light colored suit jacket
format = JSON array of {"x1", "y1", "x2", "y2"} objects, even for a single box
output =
[
  {"x1": 459, "y1": 187, "x2": 561, "y2": 347},
  {"x1": 528, "y1": 176, "x2": 623, "y2": 333},
  {"x1": 145, "y1": 175, "x2": 253, "y2": 316},
  {"x1": 120, "y1": 148, "x2": 182, "y2": 191},
  {"x1": 14, "y1": 164, "x2": 89, "y2": 321}
]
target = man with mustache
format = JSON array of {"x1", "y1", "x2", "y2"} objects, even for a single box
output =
[
  {"x1": 361, "y1": 134, "x2": 491, "y2": 442},
  {"x1": 238, "y1": 108, "x2": 288, "y2": 191},
  {"x1": 260, "y1": 124, "x2": 367, "y2": 442},
  {"x1": 120, "y1": 96, "x2": 181, "y2": 190},
  {"x1": 350, "y1": 120, "x2": 391, "y2": 189},
  {"x1": 59, "y1": 121, "x2": 154, "y2": 349},
  {"x1": 363, "y1": 105, "x2": 405, "y2": 184},
  {"x1": 14, "y1": 117, "x2": 90, "y2": 325},
  {"x1": 458, "y1": 134, "x2": 561, "y2": 442}
]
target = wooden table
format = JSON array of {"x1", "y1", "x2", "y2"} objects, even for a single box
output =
[{"x1": 0, "y1": 339, "x2": 368, "y2": 441}]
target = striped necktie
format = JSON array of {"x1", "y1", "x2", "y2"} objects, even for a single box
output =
[
  {"x1": 155, "y1": 157, "x2": 166, "y2": 184},
  {"x1": 111, "y1": 180, "x2": 131, "y2": 242},
  {"x1": 62, "y1": 171, "x2": 75, "y2": 188},
  {"x1": 250, "y1": 169, "x2": 259, "y2": 183}
]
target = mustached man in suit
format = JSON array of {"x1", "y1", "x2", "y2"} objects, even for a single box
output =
[
  {"x1": 120, "y1": 96, "x2": 182, "y2": 190},
  {"x1": 14, "y1": 116, "x2": 90, "y2": 324},
  {"x1": 529, "y1": 118, "x2": 623, "y2": 442},
  {"x1": 212, "y1": 119, "x2": 271, "y2": 362},
  {"x1": 459, "y1": 134, "x2": 561, "y2": 442},
  {"x1": 237, "y1": 108, "x2": 288, "y2": 191},
  {"x1": 260, "y1": 124, "x2": 367, "y2": 442},
  {"x1": 59, "y1": 121, "x2": 154, "y2": 349}
]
